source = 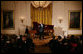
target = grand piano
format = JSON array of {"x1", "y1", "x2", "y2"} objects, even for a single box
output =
[{"x1": 33, "y1": 22, "x2": 54, "y2": 36}]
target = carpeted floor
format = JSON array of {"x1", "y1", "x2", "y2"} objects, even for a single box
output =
[
  {"x1": 33, "y1": 36, "x2": 52, "y2": 45},
  {"x1": 32, "y1": 45, "x2": 51, "y2": 53},
  {"x1": 31, "y1": 36, "x2": 52, "y2": 53}
]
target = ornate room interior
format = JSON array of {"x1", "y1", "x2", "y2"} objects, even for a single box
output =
[{"x1": 1, "y1": 1, "x2": 82, "y2": 54}]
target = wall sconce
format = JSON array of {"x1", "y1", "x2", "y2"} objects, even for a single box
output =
[
  {"x1": 20, "y1": 17, "x2": 24, "y2": 23},
  {"x1": 59, "y1": 19, "x2": 63, "y2": 23},
  {"x1": 58, "y1": 17, "x2": 63, "y2": 23}
]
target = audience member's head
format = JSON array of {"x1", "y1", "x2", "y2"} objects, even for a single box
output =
[
  {"x1": 70, "y1": 35, "x2": 75, "y2": 39},
  {"x1": 13, "y1": 34, "x2": 17, "y2": 39},
  {"x1": 67, "y1": 35, "x2": 70, "y2": 39},
  {"x1": 52, "y1": 36, "x2": 55, "y2": 40},
  {"x1": 70, "y1": 35, "x2": 78, "y2": 43},
  {"x1": 58, "y1": 36, "x2": 62, "y2": 40}
]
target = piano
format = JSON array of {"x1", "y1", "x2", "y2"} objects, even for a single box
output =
[{"x1": 33, "y1": 22, "x2": 54, "y2": 36}]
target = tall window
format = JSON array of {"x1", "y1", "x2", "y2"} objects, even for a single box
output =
[{"x1": 31, "y1": 3, "x2": 52, "y2": 25}]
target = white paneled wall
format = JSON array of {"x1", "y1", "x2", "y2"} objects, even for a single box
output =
[
  {"x1": 1, "y1": 1, "x2": 82, "y2": 36},
  {"x1": 1, "y1": 1, "x2": 31, "y2": 35},
  {"x1": 52, "y1": 1, "x2": 82, "y2": 35}
]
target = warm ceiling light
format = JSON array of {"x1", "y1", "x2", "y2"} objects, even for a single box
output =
[{"x1": 31, "y1": 1, "x2": 52, "y2": 8}]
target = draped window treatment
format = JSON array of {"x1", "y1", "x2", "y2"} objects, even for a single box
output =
[{"x1": 31, "y1": 4, "x2": 52, "y2": 26}]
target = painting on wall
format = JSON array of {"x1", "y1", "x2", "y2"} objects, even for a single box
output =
[
  {"x1": 2, "y1": 10, "x2": 14, "y2": 29},
  {"x1": 69, "y1": 10, "x2": 81, "y2": 30}
]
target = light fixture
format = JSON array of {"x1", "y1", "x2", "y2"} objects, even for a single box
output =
[
  {"x1": 58, "y1": 17, "x2": 63, "y2": 23},
  {"x1": 31, "y1": 1, "x2": 52, "y2": 8},
  {"x1": 20, "y1": 16, "x2": 24, "y2": 23}
]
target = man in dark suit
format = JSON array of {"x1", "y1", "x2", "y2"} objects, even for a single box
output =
[
  {"x1": 25, "y1": 26, "x2": 29, "y2": 36},
  {"x1": 39, "y1": 22, "x2": 44, "y2": 40}
]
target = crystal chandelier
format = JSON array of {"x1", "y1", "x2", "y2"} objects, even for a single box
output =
[{"x1": 31, "y1": 1, "x2": 52, "y2": 8}]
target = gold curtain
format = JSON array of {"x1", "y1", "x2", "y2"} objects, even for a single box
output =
[{"x1": 31, "y1": 4, "x2": 52, "y2": 26}]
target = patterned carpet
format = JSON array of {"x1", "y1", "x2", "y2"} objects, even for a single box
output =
[
  {"x1": 33, "y1": 36, "x2": 52, "y2": 45},
  {"x1": 33, "y1": 45, "x2": 51, "y2": 53},
  {"x1": 31, "y1": 36, "x2": 52, "y2": 53}
]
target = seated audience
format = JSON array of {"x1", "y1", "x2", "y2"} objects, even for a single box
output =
[
  {"x1": 69, "y1": 35, "x2": 79, "y2": 54},
  {"x1": 1, "y1": 34, "x2": 82, "y2": 54},
  {"x1": 48, "y1": 36, "x2": 59, "y2": 53},
  {"x1": 26, "y1": 36, "x2": 35, "y2": 52},
  {"x1": 62, "y1": 36, "x2": 70, "y2": 54}
]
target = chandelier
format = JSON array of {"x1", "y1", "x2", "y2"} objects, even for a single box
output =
[{"x1": 31, "y1": 1, "x2": 52, "y2": 8}]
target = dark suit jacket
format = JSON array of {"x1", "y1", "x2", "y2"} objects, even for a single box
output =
[
  {"x1": 25, "y1": 28, "x2": 29, "y2": 34},
  {"x1": 39, "y1": 24, "x2": 44, "y2": 33}
]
